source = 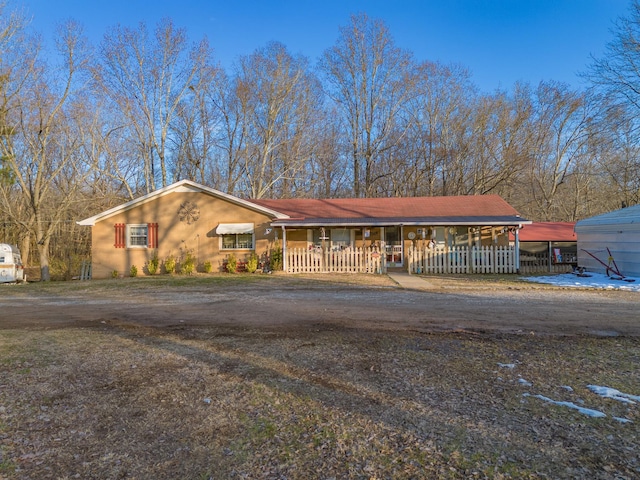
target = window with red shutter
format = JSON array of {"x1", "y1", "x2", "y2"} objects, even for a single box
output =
[
  {"x1": 114, "y1": 223, "x2": 125, "y2": 248},
  {"x1": 147, "y1": 223, "x2": 158, "y2": 248},
  {"x1": 115, "y1": 223, "x2": 157, "y2": 248}
]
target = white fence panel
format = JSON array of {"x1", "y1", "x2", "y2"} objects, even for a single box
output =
[
  {"x1": 409, "y1": 245, "x2": 517, "y2": 274},
  {"x1": 286, "y1": 247, "x2": 384, "y2": 274},
  {"x1": 288, "y1": 245, "x2": 519, "y2": 275}
]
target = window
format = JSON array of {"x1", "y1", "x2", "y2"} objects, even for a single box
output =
[
  {"x1": 331, "y1": 229, "x2": 351, "y2": 249},
  {"x1": 114, "y1": 223, "x2": 158, "y2": 249},
  {"x1": 310, "y1": 228, "x2": 353, "y2": 249},
  {"x1": 311, "y1": 229, "x2": 322, "y2": 246},
  {"x1": 221, "y1": 233, "x2": 253, "y2": 250},
  {"x1": 216, "y1": 223, "x2": 254, "y2": 250},
  {"x1": 128, "y1": 224, "x2": 148, "y2": 247}
]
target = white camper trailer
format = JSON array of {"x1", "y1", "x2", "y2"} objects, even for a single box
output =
[{"x1": 0, "y1": 244, "x2": 26, "y2": 283}]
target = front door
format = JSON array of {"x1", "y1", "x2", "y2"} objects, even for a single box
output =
[{"x1": 385, "y1": 226, "x2": 403, "y2": 267}]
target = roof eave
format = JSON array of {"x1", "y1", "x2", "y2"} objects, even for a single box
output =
[
  {"x1": 77, "y1": 180, "x2": 290, "y2": 226},
  {"x1": 270, "y1": 217, "x2": 531, "y2": 228}
]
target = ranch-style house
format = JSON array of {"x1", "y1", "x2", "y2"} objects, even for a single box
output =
[{"x1": 77, "y1": 180, "x2": 531, "y2": 278}]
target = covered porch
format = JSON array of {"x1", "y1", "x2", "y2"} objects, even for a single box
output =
[
  {"x1": 249, "y1": 194, "x2": 530, "y2": 275},
  {"x1": 273, "y1": 223, "x2": 526, "y2": 274}
]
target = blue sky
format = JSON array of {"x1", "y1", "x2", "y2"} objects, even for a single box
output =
[{"x1": 20, "y1": 0, "x2": 631, "y2": 93}]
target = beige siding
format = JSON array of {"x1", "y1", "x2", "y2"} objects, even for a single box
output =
[{"x1": 91, "y1": 191, "x2": 276, "y2": 278}]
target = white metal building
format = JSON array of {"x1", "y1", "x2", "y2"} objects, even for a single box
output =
[{"x1": 575, "y1": 204, "x2": 640, "y2": 277}]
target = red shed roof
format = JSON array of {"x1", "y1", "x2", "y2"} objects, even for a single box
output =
[{"x1": 511, "y1": 222, "x2": 577, "y2": 242}]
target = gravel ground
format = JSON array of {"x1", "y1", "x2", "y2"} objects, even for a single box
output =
[{"x1": 0, "y1": 273, "x2": 638, "y2": 336}]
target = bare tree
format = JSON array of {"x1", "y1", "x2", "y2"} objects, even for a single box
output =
[
  {"x1": 0, "y1": 20, "x2": 95, "y2": 280},
  {"x1": 400, "y1": 61, "x2": 475, "y2": 196},
  {"x1": 169, "y1": 62, "x2": 222, "y2": 186},
  {"x1": 234, "y1": 42, "x2": 322, "y2": 199},
  {"x1": 522, "y1": 81, "x2": 593, "y2": 220},
  {"x1": 586, "y1": 1, "x2": 640, "y2": 114},
  {"x1": 0, "y1": 2, "x2": 29, "y2": 250},
  {"x1": 94, "y1": 18, "x2": 211, "y2": 192},
  {"x1": 591, "y1": 102, "x2": 640, "y2": 209},
  {"x1": 583, "y1": 0, "x2": 640, "y2": 210},
  {"x1": 306, "y1": 106, "x2": 352, "y2": 198},
  {"x1": 465, "y1": 84, "x2": 533, "y2": 197},
  {"x1": 319, "y1": 13, "x2": 414, "y2": 197},
  {"x1": 208, "y1": 70, "x2": 251, "y2": 195}
]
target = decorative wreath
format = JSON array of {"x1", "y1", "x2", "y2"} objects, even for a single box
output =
[{"x1": 178, "y1": 201, "x2": 200, "y2": 225}]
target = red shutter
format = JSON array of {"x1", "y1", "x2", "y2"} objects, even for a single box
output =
[
  {"x1": 148, "y1": 223, "x2": 158, "y2": 248},
  {"x1": 114, "y1": 223, "x2": 125, "y2": 248}
]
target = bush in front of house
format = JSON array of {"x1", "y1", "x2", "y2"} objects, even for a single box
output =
[
  {"x1": 246, "y1": 253, "x2": 259, "y2": 273},
  {"x1": 130, "y1": 265, "x2": 138, "y2": 277},
  {"x1": 164, "y1": 254, "x2": 176, "y2": 274},
  {"x1": 270, "y1": 246, "x2": 283, "y2": 271},
  {"x1": 226, "y1": 253, "x2": 237, "y2": 273},
  {"x1": 182, "y1": 251, "x2": 196, "y2": 275},
  {"x1": 147, "y1": 252, "x2": 159, "y2": 275},
  {"x1": 202, "y1": 260, "x2": 212, "y2": 273}
]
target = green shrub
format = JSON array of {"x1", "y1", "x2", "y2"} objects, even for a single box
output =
[
  {"x1": 226, "y1": 253, "x2": 237, "y2": 274},
  {"x1": 182, "y1": 251, "x2": 196, "y2": 275},
  {"x1": 130, "y1": 265, "x2": 138, "y2": 277},
  {"x1": 202, "y1": 260, "x2": 212, "y2": 273},
  {"x1": 270, "y1": 246, "x2": 283, "y2": 271},
  {"x1": 164, "y1": 254, "x2": 176, "y2": 274},
  {"x1": 246, "y1": 253, "x2": 259, "y2": 273},
  {"x1": 111, "y1": 270, "x2": 119, "y2": 279},
  {"x1": 147, "y1": 252, "x2": 159, "y2": 275}
]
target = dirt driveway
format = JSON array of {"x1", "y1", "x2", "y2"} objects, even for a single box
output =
[
  {"x1": 1, "y1": 274, "x2": 638, "y2": 336},
  {"x1": 1, "y1": 274, "x2": 639, "y2": 479}
]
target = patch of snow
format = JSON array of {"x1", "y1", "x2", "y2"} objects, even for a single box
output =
[
  {"x1": 613, "y1": 417, "x2": 633, "y2": 424},
  {"x1": 522, "y1": 272, "x2": 640, "y2": 291},
  {"x1": 497, "y1": 363, "x2": 516, "y2": 369},
  {"x1": 523, "y1": 393, "x2": 606, "y2": 418},
  {"x1": 518, "y1": 378, "x2": 532, "y2": 387},
  {"x1": 561, "y1": 385, "x2": 574, "y2": 392},
  {"x1": 587, "y1": 385, "x2": 640, "y2": 404}
]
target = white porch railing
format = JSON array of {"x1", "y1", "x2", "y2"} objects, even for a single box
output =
[
  {"x1": 286, "y1": 246, "x2": 385, "y2": 274},
  {"x1": 285, "y1": 245, "x2": 520, "y2": 275},
  {"x1": 408, "y1": 245, "x2": 517, "y2": 274}
]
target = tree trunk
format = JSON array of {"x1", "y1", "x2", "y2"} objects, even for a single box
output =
[
  {"x1": 19, "y1": 234, "x2": 31, "y2": 268},
  {"x1": 37, "y1": 237, "x2": 51, "y2": 282}
]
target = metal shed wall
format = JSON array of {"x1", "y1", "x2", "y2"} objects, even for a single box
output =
[{"x1": 575, "y1": 204, "x2": 640, "y2": 277}]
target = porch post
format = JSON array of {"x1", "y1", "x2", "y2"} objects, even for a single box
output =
[
  {"x1": 400, "y1": 224, "x2": 404, "y2": 269},
  {"x1": 281, "y1": 226, "x2": 287, "y2": 273},
  {"x1": 380, "y1": 227, "x2": 386, "y2": 273},
  {"x1": 320, "y1": 227, "x2": 327, "y2": 272},
  {"x1": 514, "y1": 227, "x2": 521, "y2": 274}
]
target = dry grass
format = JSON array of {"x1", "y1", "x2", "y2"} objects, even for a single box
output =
[{"x1": 1, "y1": 314, "x2": 639, "y2": 479}]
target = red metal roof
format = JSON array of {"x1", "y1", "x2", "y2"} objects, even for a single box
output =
[
  {"x1": 511, "y1": 222, "x2": 577, "y2": 242},
  {"x1": 250, "y1": 194, "x2": 521, "y2": 221}
]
